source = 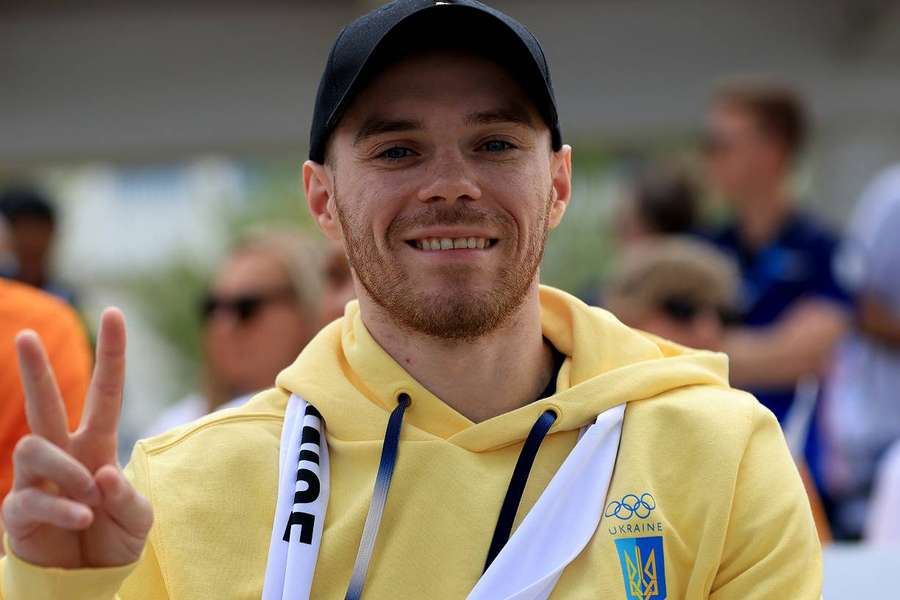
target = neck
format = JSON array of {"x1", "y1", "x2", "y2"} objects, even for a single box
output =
[
  {"x1": 735, "y1": 178, "x2": 790, "y2": 250},
  {"x1": 358, "y1": 281, "x2": 554, "y2": 423}
]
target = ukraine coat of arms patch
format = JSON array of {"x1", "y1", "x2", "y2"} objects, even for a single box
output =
[{"x1": 614, "y1": 536, "x2": 667, "y2": 600}]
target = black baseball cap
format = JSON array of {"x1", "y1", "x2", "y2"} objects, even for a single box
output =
[{"x1": 308, "y1": 0, "x2": 562, "y2": 163}]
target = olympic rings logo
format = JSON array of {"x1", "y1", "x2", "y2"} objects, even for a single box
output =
[{"x1": 604, "y1": 493, "x2": 656, "y2": 520}]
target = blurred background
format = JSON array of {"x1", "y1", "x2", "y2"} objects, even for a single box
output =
[{"x1": 2, "y1": 0, "x2": 900, "y2": 593}]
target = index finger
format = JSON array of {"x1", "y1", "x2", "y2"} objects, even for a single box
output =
[
  {"x1": 16, "y1": 330, "x2": 71, "y2": 448},
  {"x1": 80, "y1": 307, "x2": 127, "y2": 438}
]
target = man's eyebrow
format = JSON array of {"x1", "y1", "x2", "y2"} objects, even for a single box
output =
[
  {"x1": 464, "y1": 104, "x2": 536, "y2": 128},
  {"x1": 353, "y1": 117, "x2": 423, "y2": 145}
]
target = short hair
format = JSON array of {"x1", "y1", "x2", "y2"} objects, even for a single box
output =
[
  {"x1": 606, "y1": 237, "x2": 738, "y2": 319},
  {"x1": 630, "y1": 167, "x2": 698, "y2": 235},
  {"x1": 0, "y1": 185, "x2": 56, "y2": 226},
  {"x1": 713, "y1": 79, "x2": 808, "y2": 158}
]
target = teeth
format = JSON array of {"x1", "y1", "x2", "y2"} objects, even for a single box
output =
[{"x1": 414, "y1": 237, "x2": 493, "y2": 251}]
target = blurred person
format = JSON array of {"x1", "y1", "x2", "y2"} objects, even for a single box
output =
[
  {"x1": 0, "y1": 278, "x2": 92, "y2": 552},
  {"x1": 0, "y1": 218, "x2": 15, "y2": 274},
  {"x1": 317, "y1": 242, "x2": 355, "y2": 325},
  {"x1": 823, "y1": 164, "x2": 900, "y2": 539},
  {"x1": 605, "y1": 237, "x2": 737, "y2": 351},
  {"x1": 581, "y1": 165, "x2": 698, "y2": 304},
  {"x1": 2, "y1": 3, "x2": 822, "y2": 599},
  {"x1": 0, "y1": 216, "x2": 92, "y2": 506},
  {"x1": 615, "y1": 166, "x2": 700, "y2": 247},
  {"x1": 606, "y1": 237, "x2": 832, "y2": 541},
  {"x1": 141, "y1": 228, "x2": 327, "y2": 437},
  {"x1": 0, "y1": 184, "x2": 77, "y2": 306},
  {"x1": 865, "y1": 439, "x2": 900, "y2": 545},
  {"x1": 701, "y1": 81, "x2": 851, "y2": 425}
]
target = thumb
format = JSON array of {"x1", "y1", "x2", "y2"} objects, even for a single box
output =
[{"x1": 95, "y1": 464, "x2": 154, "y2": 539}]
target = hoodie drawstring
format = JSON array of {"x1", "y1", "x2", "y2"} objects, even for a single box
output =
[
  {"x1": 483, "y1": 409, "x2": 558, "y2": 572},
  {"x1": 344, "y1": 397, "x2": 557, "y2": 599},
  {"x1": 344, "y1": 392, "x2": 411, "y2": 600}
]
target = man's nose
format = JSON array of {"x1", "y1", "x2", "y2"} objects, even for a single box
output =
[{"x1": 416, "y1": 150, "x2": 482, "y2": 205}]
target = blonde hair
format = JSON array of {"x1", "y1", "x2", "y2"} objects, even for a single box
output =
[
  {"x1": 231, "y1": 225, "x2": 328, "y2": 311},
  {"x1": 606, "y1": 237, "x2": 738, "y2": 321}
]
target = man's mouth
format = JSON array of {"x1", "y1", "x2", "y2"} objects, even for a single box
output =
[{"x1": 407, "y1": 237, "x2": 498, "y2": 251}]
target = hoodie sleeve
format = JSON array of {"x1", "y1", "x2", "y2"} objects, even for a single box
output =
[
  {"x1": 0, "y1": 444, "x2": 169, "y2": 599},
  {"x1": 710, "y1": 403, "x2": 823, "y2": 599}
]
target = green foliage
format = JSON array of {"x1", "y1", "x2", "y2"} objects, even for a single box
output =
[
  {"x1": 122, "y1": 259, "x2": 208, "y2": 397},
  {"x1": 226, "y1": 158, "x2": 316, "y2": 236}
]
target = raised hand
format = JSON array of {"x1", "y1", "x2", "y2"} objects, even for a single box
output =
[{"x1": 3, "y1": 308, "x2": 153, "y2": 569}]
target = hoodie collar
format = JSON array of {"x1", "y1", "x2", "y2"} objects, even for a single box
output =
[{"x1": 280, "y1": 286, "x2": 730, "y2": 452}]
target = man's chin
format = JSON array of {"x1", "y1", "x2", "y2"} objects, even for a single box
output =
[
  {"x1": 353, "y1": 254, "x2": 540, "y2": 340},
  {"x1": 404, "y1": 280, "x2": 497, "y2": 303},
  {"x1": 403, "y1": 301, "x2": 503, "y2": 340},
  {"x1": 382, "y1": 283, "x2": 527, "y2": 341}
]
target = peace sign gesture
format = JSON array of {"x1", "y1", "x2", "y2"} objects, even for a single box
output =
[{"x1": 3, "y1": 308, "x2": 153, "y2": 569}]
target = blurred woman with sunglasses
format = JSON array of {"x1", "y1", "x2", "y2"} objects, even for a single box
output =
[
  {"x1": 606, "y1": 237, "x2": 831, "y2": 541},
  {"x1": 141, "y1": 228, "x2": 333, "y2": 438},
  {"x1": 606, "y1": 237, "x2": 737, "y2": 351}
]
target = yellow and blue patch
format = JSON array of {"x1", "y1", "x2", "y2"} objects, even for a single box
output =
[{"x1": 614, "y1": 536, "x2": 667, "y2": 600}]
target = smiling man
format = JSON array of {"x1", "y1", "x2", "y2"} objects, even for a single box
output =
[{"x1": 1, "y1": 1, "x2": 821, "y2": 599}]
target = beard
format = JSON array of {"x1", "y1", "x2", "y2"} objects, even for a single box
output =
[{"x1": 335, "y1": 187, "x2": 552, "y2": 341}]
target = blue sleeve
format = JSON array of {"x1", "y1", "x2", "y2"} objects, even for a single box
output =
[{"x1": 811, "y1": 233, "x2": 854, "y2": 309}]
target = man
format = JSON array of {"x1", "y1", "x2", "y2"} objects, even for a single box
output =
[
  {"x1": 702, "y1": 82, "x2": 851, "y2": 425},
  {"x1": 824, "y1": 164, "x2": 900, "y2": 538},
  {"x1": 2, "y1": 2, "x2": 820, "y2": 598},
  {"x1": 0, "y1": 185, "x2": 77, "y2": 306}
]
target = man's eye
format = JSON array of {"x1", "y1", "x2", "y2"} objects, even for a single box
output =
[
  {"x1": 379, "y1": 147, "x2": 415, "y2": 160},
  {"x1": 479, "y1": 140, "x2": 515, "y2": 152}
]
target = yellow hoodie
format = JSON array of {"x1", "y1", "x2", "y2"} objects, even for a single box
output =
[{"x1": 1, "y1": 287, "x2": 822, "y2": 599}]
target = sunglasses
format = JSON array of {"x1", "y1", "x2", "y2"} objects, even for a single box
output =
[
  {"x1": 200, "y1": 287, "x2": 296, "y2": 324},
  {"x1": 659, "y1": 296, "x2": 737, "y2": 325}
]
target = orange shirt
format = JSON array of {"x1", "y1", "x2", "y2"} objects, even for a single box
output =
[{"x1": 0, "y1": 279, "x2": 91, "y2": 499}]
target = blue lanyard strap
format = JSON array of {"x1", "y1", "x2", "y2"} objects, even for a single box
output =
[
  {"x1": 343, "y1": 398, "x2": 557, "y2": 597},
  {"x1": 344, "y1": 392, "x2": 411, "y2": 600},
  {"x1": 483, "y1": 409, "x2": 558, "y2": 572}
]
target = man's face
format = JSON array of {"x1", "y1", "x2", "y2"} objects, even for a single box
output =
[
  {"x1": 704, "y1": 103, "x2": 783, "y2": 205},
  {"x1": 307, "y1": 51, "x2": 571, "y2": 339}
]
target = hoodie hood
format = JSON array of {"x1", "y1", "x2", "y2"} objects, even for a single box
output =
[{"x1": 276, "y1": 285, "x2": 729, "y2": 452}]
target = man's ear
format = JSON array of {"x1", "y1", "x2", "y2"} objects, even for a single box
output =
[
  {"x1": 304, "y1": 160, "x2": 341, "y2": 241},
  {"x1": 548, "y1": 144, "x2": 573, "y2": 229}
]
